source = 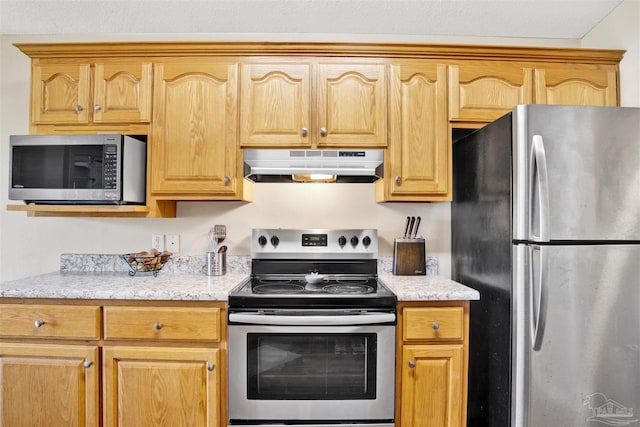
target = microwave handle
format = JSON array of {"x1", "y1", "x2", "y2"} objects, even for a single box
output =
[{"x1": 228, "y1": 312, "x2": 396, "y2": 326}]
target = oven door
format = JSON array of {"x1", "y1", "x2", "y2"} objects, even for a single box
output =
[{"x1": 228, "y1": 311, "x2": 396, "y2": 423}]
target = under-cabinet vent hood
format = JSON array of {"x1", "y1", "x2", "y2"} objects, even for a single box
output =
[{"x1": 243, "y1": 149, "x2": 384, "y2": 183}]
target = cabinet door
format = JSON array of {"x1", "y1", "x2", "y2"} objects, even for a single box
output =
[
  {"x1": 534, "y1": 67, "x2": 618, "y2": 106},
  {"x1": 317, "y1": 62, "x2": 387, "y2": 147},
  {"x1": 103, "y1": 346, "x2": 220, "y2": 427},
  {"x1": 151, "y1": 61, "x2": 239, "y2": 197},
  {"x1": 449, "y1": 62, "x2": 533, "y2": 123},
  {"x1": 0, "y1": 342, "x2": 99, "y2": 427},
  {"x1": 93, "y1": 62, "x2": 153, "y2": 123},
  {"x1": 401, "y1": 344, "x2": 464, "y2": 427},
  {"x1": 381, "y1": 61, "x2": 449, "y2": 201},
  {"x1": 240, "y1": 62, "x2": 312, "y2": 147},
  {"x1": 31, "y1": 63, "x2": 91, "y2": 124}
]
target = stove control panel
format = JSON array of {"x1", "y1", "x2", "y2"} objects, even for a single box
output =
[{"x1": 252, "y1": 228, "x2": 378, "y2": 259}]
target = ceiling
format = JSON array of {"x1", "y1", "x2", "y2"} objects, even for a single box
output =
[{"x1": 0, "y1": 0, "x2": 624, "y2": 40}]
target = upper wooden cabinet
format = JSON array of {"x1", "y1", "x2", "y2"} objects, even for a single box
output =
[
  {"x1": 534, "y1": 66, "x2": 618, "y2": 106},
  {"x1": 376, "y1": 61, "x2": 449, "y2": 202},
  {"x1": 240, "y1": 62, "x2": 312, "y2": 147},
  {"x1": 151, "y1": 59, "x2": 244, "y2": 199},
  {"x1": 31, "y1": 61, "x2": 152, "y2": 124},
  {"x1": 449, "y1": 59, "x2": 619, "y2": 124},
  {"x1": 240, "y1": 59, "x2": 387, "y2": 148},
  {"x1": 448, "y1": 62, "x2": 533, "y2": 124},
  {"x1": 13, "y1": 42, "x2": 624, "y2": 213}
]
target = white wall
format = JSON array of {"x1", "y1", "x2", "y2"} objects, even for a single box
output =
[
  {"x1": 0, "y1": 24, "x2": 635, "y2": 282},
  {"x1": 582, "y1": 0, "x2": 640, "y2": 107}
]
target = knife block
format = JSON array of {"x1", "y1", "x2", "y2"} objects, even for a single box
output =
[{"x1": 393, "y1": 238, "x2": 426, "y2": 275}]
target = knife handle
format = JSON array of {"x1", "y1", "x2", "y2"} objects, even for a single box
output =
[
  {"x1": 403, "y1": 216, "x2": 411, "y2": 238},
  {"x1": 413, "y1": 216, "x2": 421, "y2": 238},
  {"x1": 407, "y1": 216, "x2": 416, "y2": 238}
]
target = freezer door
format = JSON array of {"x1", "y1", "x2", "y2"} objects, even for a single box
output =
[
  {"x1": 513, "y1": 243, "x2": 640, "y2": 427},
  {"x1": 512, "y1": 105, "x2": 640, "y2": 241}
]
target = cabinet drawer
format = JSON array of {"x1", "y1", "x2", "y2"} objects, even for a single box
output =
[
  {"x1": 103, "y1": 306, "x2": 221, "y2": 342},
  {"x1": 0, "y1": 304, "x2": 101, "y2": 339},
  {"x1": 403, "y1": 306, "x2": 464, "y2": 341}
]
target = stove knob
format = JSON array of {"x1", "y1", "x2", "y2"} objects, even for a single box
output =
[
  {"x1": 350, "y1": 236, "x2": 359, "y2": 247},
  {"x1": 362, "y1": 236, "x2": 372, "y2": 247},
  {"x1": 258, "y1": 235, "x2": 267, "y2": 247},
  {"x1": 270, "y1": 235, "x2": 280, "y2": 247},
  {"x1": 338, "y1": 236, "x2": 347, "y2": 247}
]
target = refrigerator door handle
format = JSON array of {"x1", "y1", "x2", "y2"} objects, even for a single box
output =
[
  {"x1": 529, "y1": 135, "x2": 551, "y2": 242},
  {"x1": 529, "y1": 244, "x2": 548, "y2": 351}
]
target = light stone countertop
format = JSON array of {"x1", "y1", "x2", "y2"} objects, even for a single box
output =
[{"x1": 0, "y1": 254, "x2": 479, "y2": 301}]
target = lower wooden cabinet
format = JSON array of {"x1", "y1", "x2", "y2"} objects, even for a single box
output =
[
  {"x1": 103, "y1": 346, "x2": 220, "y2": 427},
  {"x1": 397, "y1": 302, "x2": 470, "y2": 427},
  {"x1": 0, "y1": 300, "x2": 226, "y2": 427},
  {"x1": 0, "y1": 342, "x2": 99, "y2": 427}
]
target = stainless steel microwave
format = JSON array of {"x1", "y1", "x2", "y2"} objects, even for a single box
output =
[{"x1": 9, "y1": 134, "x2": 147, "y2": 205}]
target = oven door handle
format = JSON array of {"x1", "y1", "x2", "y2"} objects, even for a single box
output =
[{"x1": 228, "y1": 312, "x2": 396, "y2": 326}]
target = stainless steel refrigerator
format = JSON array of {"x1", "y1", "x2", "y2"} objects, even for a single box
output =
[{"x1": 452, "y1": 104, "x2": 640, "y2": 427}]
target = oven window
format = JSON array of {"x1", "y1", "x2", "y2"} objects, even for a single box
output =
[{"x1": 247, "y1": 333, "x2": 377, "y2": 400}]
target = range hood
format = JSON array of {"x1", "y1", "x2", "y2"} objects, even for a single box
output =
[{"x1": 243, "y1": 149, "x2": 384, "y2": 183}]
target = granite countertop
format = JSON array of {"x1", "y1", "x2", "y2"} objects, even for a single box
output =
[{"x1": 0, "y1": 254, "x2": 479, "y2": 302}]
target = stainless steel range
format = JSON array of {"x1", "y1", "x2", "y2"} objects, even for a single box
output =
[{"x1": 227, "y1": 229, "x2": 397, "y2": 427}]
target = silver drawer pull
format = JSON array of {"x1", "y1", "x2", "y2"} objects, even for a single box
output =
[
  {"x1": 432, "y1": 322, "x2": 440, "y2": 330},
  {"x1": 207, "y1": 363, "x2": 215, "y2": 372},
  {"x1": 154, "y1": 322, "x2": 163, "y2": 330},
  {"x1": 408, "y1": 360, "x2": 416, "y2": 368},
  {"x1": 84, "y1": 361, "x2": 93, "y2": 369},
  {"x1": 34, "y1": 319, "x2": 45, "y2": 328}
]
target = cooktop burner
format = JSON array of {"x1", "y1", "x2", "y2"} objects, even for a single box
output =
[
  {"x1": 229, "y1": 275, "x2": 396, "y2": 309},
  {"x1": 251, "y1": 278, "x2": 376, "y2": 295}
]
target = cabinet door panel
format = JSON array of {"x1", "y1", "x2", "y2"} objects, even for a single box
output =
[
  {"x1": 534, "y1": 67, "x2": 618, "y2": 106},
  {"x1": 240, "y1": 62, "x2": 312, "y2": 147},
  {"x1": 401, "y1": 344, "x2": 464, "y2": 427},
  {"x1": 449, "y1": 63, "x2": 532, "y2": 122},
  {"x1": 385, "y1": 62, "x2": 449, "y2": 200},
  {"x1": 31, "y1": 63, "x2": 91, "y2": 124},
  {"x1": 103, "y1": 346, "x2": 219, "y2": 427},
  {"x1": 152, "y1": 61, "x2": 238, "y2": 196},
  {"x1": 317, "y1": 62, "x2": 387, "y2": 147},
  {"x1": 0, "y1": 343, "x2": 99, "y2": 427},
  {"x1": 93, "y1": 62, "x2": 152, "y2": 123}
]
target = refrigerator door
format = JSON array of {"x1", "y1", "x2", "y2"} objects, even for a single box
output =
[
  {"x1": 512, "y1": 105, "x2": 640, "y2": 242},
  {"x1": 513, "y1": 243, "x2": 640, "y2": 427}
]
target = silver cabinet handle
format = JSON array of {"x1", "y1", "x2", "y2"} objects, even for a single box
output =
[
  {"x1": 207, "y1": 363, "x2": 215, "y2": 372},
  {"x1": 154, "y1": 322, "x2": 163, "y2": 330},
  {"x1": 75, "y1": 104, "x2": 84, "y2": 112},
  {"x1": 408, "y1": 360, "x2": 416, "y2": 368},
  {"x1": 301, "y1": 127, "x2": 308, "y2": 137},
  {"x1": 224, "y1": 176, "x2": 231, "y2": 183},
  {"x1": 432, "y1": 322, "x2": 440, "y2": 330},
  {"x1": 320, "y1": 127, "x2": 327, "y2": 137},
  {"x1": 94, "y1": 104, "x2": 101, "y2": 111},
  {"x1": 84, "y1": 361, "x2": 93, "y2": 369},
  {"x1": 395, "y1": 176, "x2": 401, "y2": 184},
  {"x1": 34, "y1": 319, "x2": 45, "y2": 328}
]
